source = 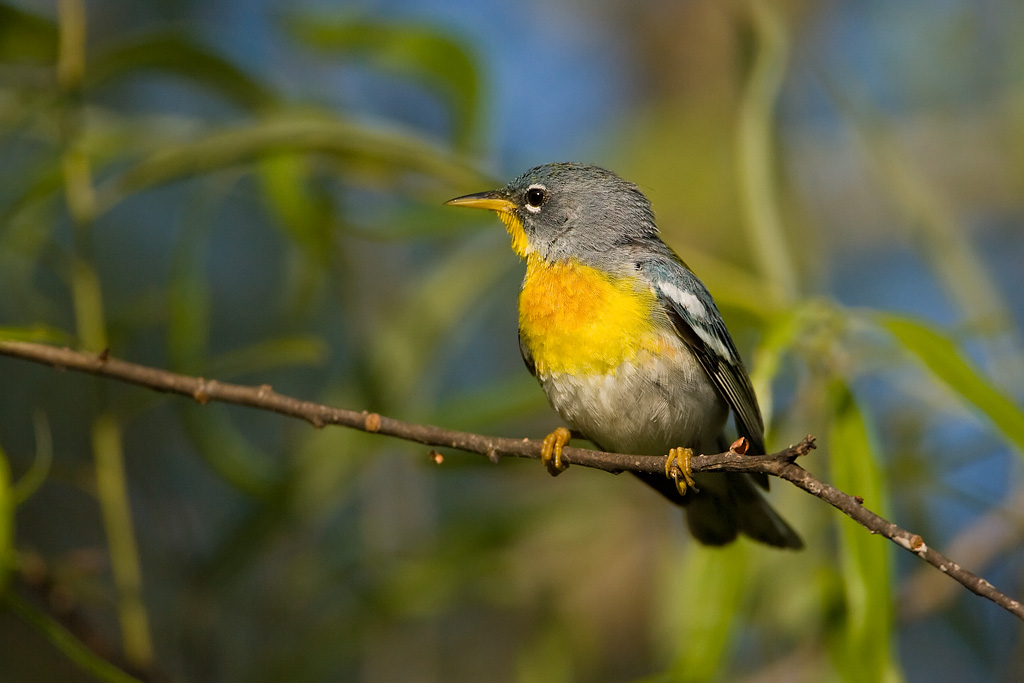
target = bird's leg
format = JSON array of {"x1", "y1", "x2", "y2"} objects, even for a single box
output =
[
  {"x1": 541, "y1": 427, "x2": 572, "y2": 476},
  {"x1": 665, "y1": 447, "x2": 697, "y2": 496}
]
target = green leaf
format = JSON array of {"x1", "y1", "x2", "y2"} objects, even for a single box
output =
[
  {"x1": 164, "y1": 187, "x2": 281, "y2": 498},
  {"x1": 0, "y1": 168, "x2": 64, "y2": 260},
  {"x1": 516, "y1": 623, "x2": 576, "y2": 683},
  {"x1": 0, "y1": 4, "x2": 57, "y2": 64},
  {"x1": 748, "y1": 307, "x2": 803, "y2": 426},
  {"x1": 167, "y1": 182, "x2": 224, "y2": 374},
  {"x1": 205, "y1": 335, "x2": 329, "y2": 379},
  {"x1": 369, "y1": 234, "x2": 515, "y2": 407},
  {"x1": 346, "y1": 201, "x2": 495, "y2": 242},
  {"x1": 257, "y1": 153, "x2": 335, "y2": 260},
  {"x1": 0, "y1": 441, "x2": 12, "y2": 595},
  {"x1": 96, "y1": 112, "x2": 484, "y2": 214},
  {"x1": 876, "y1": 313, "x2": 1024, "y2": 454},
  {"x1": 432, "y1": 374, "x2": 547, "y2": 433},
  {"x1": 167, "y1": 234, "x2": 211, "y2": 374},
  {"x1": 11, "y1": 412, "x2": 53, "y2": 506},
  {"x1": 70, "y1": 257, "x2": 108, "y2": 352},
  {"x1": 689, "y1": 245, "x2": 784, "y2": 322},
  {"x1": 177, "y1": 406, "x2": 280, "y2": 499},
  {"x1": 84, "y1": 32, "x2": 277, "y2": 111},
  {"x1": 289, "y1": 15, "x2": 482, "y2": 150},
  {"x1": 4, "y1": 592, "x2": 144, "y2": 683},
  {"x1": 90, "y1": 413, "x2": 153, "y2": 666},
  {"x1": 658, "y1": 543, "x2": 751, "y2": 682},
  {"x1": 0, "y1": 325, "x2": 71, "y2": 344},
  {"x1": 735, "y1": 0, "x2": 798, "y2": 304},
  {"x1": 825, "y1": 382, "x2": 902, "y2": 683}
]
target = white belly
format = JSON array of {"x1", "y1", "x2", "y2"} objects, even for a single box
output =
[{"x1": 537, "y1": 341, "x2": 728, "y2": 456}]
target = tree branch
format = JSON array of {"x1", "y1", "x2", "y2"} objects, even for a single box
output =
[{"x1": 1, "y1": 340, "x2": 1022, "y2": 621}]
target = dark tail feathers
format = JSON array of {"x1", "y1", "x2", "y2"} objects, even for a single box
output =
[{"x1": 632, "y1": 471, "x2": 803, "y2": 549}]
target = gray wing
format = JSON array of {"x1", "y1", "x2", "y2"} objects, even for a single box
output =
[{"x1": 637, "y1": 251, "x2": 768, "y2": 467}]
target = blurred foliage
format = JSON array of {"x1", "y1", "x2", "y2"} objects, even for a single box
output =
[
  {"x1": 1, "y1": 1, "x2": 1023, "y2": 682},
  {"x1": 286, "y1": 15, "x2": 483, "y2": 151},
  {"x1": 825, "y1": 384, "x2": 899, "y2": 683}
]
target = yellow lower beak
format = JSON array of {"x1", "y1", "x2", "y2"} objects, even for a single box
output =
[
  {"x1": 445, "y1": 191, "x2": 516, "y2": 213},
  {"x1": 447, "y1": 189, "x2": 531, "y2": 258}
]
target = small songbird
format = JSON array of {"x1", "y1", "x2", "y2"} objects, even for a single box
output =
[{"x1": 447, "y1": 163, "x2": 801, "y2": 548}]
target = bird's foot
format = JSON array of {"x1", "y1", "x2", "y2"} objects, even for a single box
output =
[
  {"x1": 541, "y1": 427, "x2": 572, "y2": 477},
  {"x1": 665, "y1": 447, "x2": 697, "y2": 496}
]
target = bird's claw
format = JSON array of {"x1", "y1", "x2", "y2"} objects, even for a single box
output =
[
  {"x1": 665, "y1": 447, "x2": 697, "y2": 496},
  {"x1": 541, "y1": 427, "x2": 572, "y2": 476}
]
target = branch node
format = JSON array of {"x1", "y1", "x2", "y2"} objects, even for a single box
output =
[
  {"x1": 909, "y1": 534, "x2": 926, "y2": 553},
  {"x1": 309, "y1": 411, "x2": 326, "y2": 429},
  {"x1": 779, "y1": 435, "x2": 818, "y2": 463},
  {"x1": 256, "y1": 383, "x2": 273, "y2": 398},
  {"x1": 363, "y1": 412, "x2": 381, "y2": 433},
  {"x1": 795, "y1": 435, "x2": 817, "y2": 456},
  {"x1": 895, "y1": 532, "x2": 929, "y2": 555},
  {"x1": 97, "y1": 348, "x2": 110, "y2": 363},
  {"x1": 192, "y1": 379, "x2": 210, "y2": 405},
  {"x1": 729, "y1": 436, "x2": 750, "y2": 454},
  {"x1": 486, "y1": 447, "x2": 500, "y2": 464}
]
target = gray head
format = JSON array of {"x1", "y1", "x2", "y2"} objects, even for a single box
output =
[{"x1": 447, "y1": 162, "x2": 659, "y2": 264}]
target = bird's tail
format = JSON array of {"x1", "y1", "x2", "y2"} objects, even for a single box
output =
[{"x1": 632, "y1": 471, "x2": 803, "y2": 549}]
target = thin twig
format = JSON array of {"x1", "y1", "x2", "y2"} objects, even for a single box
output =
[{"x1": 1, "y1": 340, "x2": 1022, "y2": 621}]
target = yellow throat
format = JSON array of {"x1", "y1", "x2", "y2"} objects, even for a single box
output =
[
  {"x1": 518, "y1": 255, "x2": 662, "y2": 377},
  {"x1": 471, "y1": 204, "x2": 663, "y2": 377}
]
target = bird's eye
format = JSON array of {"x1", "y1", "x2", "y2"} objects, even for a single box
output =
[{"x1": 525, "y1": 186, "x2": 547, "y2": 209}]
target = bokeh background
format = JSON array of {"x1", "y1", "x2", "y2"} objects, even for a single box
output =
[{"x1": 2, "y1": 0, "x2": 1023, "y2": 681}]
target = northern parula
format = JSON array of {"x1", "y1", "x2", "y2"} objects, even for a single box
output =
[{"x1": 447, "y1": 162, "x2": 801, "y2": 548}]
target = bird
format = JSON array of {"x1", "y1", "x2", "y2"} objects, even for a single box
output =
[{"x1": 446, "y1": 162, "x2": 802, "y2": 549}]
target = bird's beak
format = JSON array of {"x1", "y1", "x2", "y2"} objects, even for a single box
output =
[
  {"x1": 447, "y1": 188, "x2": 531, "y2": 258},
  {"x1": 445, "y1": 190, "x2": 516, "y2": 213}
]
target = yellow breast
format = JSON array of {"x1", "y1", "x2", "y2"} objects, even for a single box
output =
[{"x1": 518, "y1": 257, "x2": 662, "y2": 376}]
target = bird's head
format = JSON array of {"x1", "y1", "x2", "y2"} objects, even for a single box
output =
[{"x1": 446, "y1": 162, "x2": 658, "y2": 263}]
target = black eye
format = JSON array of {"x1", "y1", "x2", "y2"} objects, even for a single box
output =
[{"x1": 525, "y1": 187, "x2": 547, "y2": 208}]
